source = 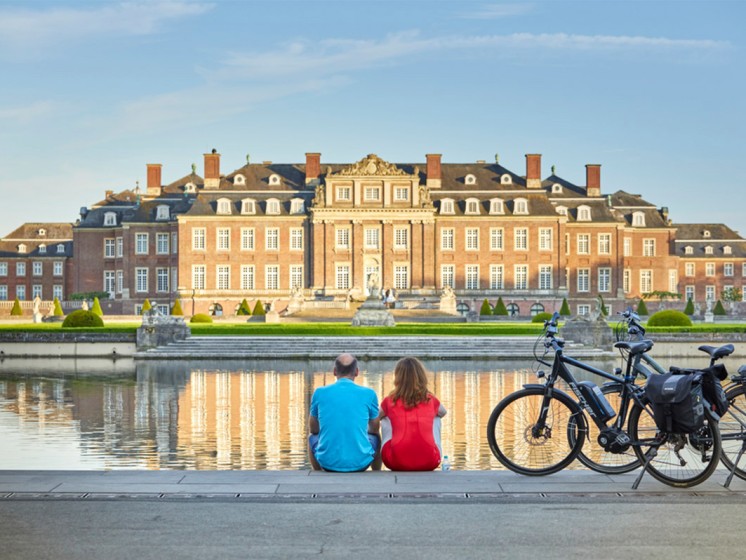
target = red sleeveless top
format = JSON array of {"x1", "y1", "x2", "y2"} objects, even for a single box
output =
[{"x1": 381, "y1": 395, "x2": 441, "y2": 471}]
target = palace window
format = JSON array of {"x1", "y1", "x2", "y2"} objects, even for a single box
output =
[
  {"x1": 116, "y1": 238, "x2": 123, "y2": 257},
  {"x1": 577, "y1": 205, "x2": 591, "y2": 221},
  {"x1": 156, "y1": 205, "x2": 169, "y2": 220},
  {"x1": 32, "y1": 262, "x2": 42, "y2": 276},
  {"x1": 193, "y1": 228, "x2": 206, "y2": 250},
  {"x1": 685, "y1": 285, "x2": 695, "y2": 302},
  {"x1": 705, "y1": 262, "x2": 715, "y2": 276},
  {"x1": 216, "y1": 198, "x2": 232, "y2": 215},
  {"x1": 490, "y1": 199, "x2": 504, "y2": 214},
  {"x1": 290, "y1": 265, "x2": 303, "y2": 290},
  {"x1": 490, "y1": 265, "x2": 504, "y2": 290},
  {"x1": 684, "y1": 245, "x2": 693, "y2": 255},
  {"x1": 706, "y1": 285, "x2": 715, "y2": 301},
  {"x1": 705, "y1": 246, "x2": 713, "y2": 254},
  {"x1": 192, "y1": 265, "x2": 206, "y2": 290},
  {"x1": 336, "y1": 264, "x2": 350, "y2": 290},
  {"x1": 514, "y1": 198, "x2": 528, "y2": 215},
  {"x1": 623, "y1": 269, "x2": 631, "y2": 293},
  {"x1": 156, "y1": 233, "x2": 169, "y2": 255},
  {"x1": 685, "y1": 262, "x2": 695, "y2": 277},
  {"x1": 16, "y1": 285, "x2": 26, "y2": 300},
  {"x1": 598, "y1": 234, "x2": 611, "y2": 255},
  {"x1": 465, "y1": 198, "x2": 480, "y2": 215},
  {"x1": 56, "y1": 244, "x2": 64, "y2": 253},
  {"x1": 465, "y1": 265, "x2": 479, "y2": 290},
  {"x1": 632, "y1": 212, "x2": 645, "y2": 227},
  {"x1": 669, "y1": 270, "x2": 678, "y2": 293},
  {"x1": 394, "y1": 227, "x2": 409, "y2": 250},
  {"x1": 556, "y1": 206, "x2": 568, "y2": 216},
  {"x1": 53, "y1": 262, "x2": 63, "y2": 276},
  {"x1": 0, "y1": 262, "x2": 6, "y2": 276},
  {"x1": 394, "y1": 265, "x2": 409, "y2": 290},
  {"x1": 269, "y1": 174, "x2": 281, "y2": 186},
  {"x1": 441, "y1": 228, "x2": 454, "y2": 250},
  {"x1": 723, "y1": 246, "x2": 732, "y2": 255},
  {"x1": 577, "y1": 269, "x2": 590, "y2": 292},
  {"x1": 365, "y1": 228, "x2": 381, "y2": 250},
  {"x1": 265, "y1": 265, "x2": 280, "y2": 290},
  {"x1": 38, "y1": 244, "x2": 46, "y2": 254},
  {"x1": 157, "y1": 268, "x2": 169, "y2": 292},
  {"x1": 0, "y1": 285, "x2": 7, "y2": 300},
  {"x1": 234, "y1": 174, "x2": 245, "y2": 186},
  {"x1": 241, "y1": 199, "x2": 256, "y2": 214},
  {"x1": 725, "y1": 263, "x2": 734, "y2": 277},
  {"x1": 336, "y1": 186, "x2": 351, "y2": 201},
  {"x1": 514, "y1": 265, "x2": 528, "y2": 290},
  {"x1": 440, "y1": 199, "x2": 455, "y2": 214},
  {"x1": 643, "y1": 239, "x2": 656, "y2": 257},
  {"x1": 240, "y1": 265, "x2": 255, "y2": 290},
  {"x1": 290, "y1": 199, "x2": 305, "y2": 214},
  {"x1": 465, "y1": 174, "x2": 477, "y2": 185},
  {"x1": 217, "y1": 228, "x2": 231, "y2": 251},
  {"x1": 539, "y1": 228, "x2": 552, "y2": 251},
  {"x1": 104, "y1": 272, "x2": 115, "y2": 297},
  {"x1": 500, "y1": 174, "x2": 512, "y2": 184},
  {"x1": 577, "y1": 234, "x2": 590, "y2": 255},
  {"x1": 539, "y1": 265, "x2": 553, "y2": 290},
  {"x1": 185, "y1": 183, "x2": 197, "y2": 193},
  {"x1": 17, "y1": 244, "x2": 26, "y2": 253},
  {"x1": 266, "y1": 199, "x2": 281, "y2": 215},
  {"x1": 490, "y1": 228, "x2": 504, "y2": 251},
  {"x1": 465, "y1": 228, "x2": 479, "y2": 251},
  {"x1": 135, "y1": 233, "x2": 149, "y2": 255},
  {"x1": 364, "y1": 187, "x2": 381, "y2": 201},
  {"x1": 551, "y1": 183, "x2": 562, "y2": 194},
  {"x1": 16, "y1": 262, "x2": 26, "y2": 276},
  {"x1": 266, "y1": 228, "x2": 279, "y2": 251},
  {"x1": 394, "y1": 186, "x2": 409, "y2": 201},
  {"x1": 241, "y1": 228, "x2": 255, "y2": 250},
  {"x1": 599, "y1": 268, "x2": 611, "y2": 293},
  {"x1": 216, "y1": 265, "x2": 230, "y2": 290},
  {"x1": 441, "y1": 265, "x2": 454, "y2": 289},
  {"x1": 336, "y1": 227, "x2": 350, "y2": 249},
  {"x1": 290, "y1": 228, "x2": 304, "y2": 251},
  {"x1": 135, "y1": 268, "x2": 148, "y2": 293},
  {"x1": 53, "y1": 285, "x2": 63, "y2": 300},
  {"x1": 640, "y1": 270, "x2": 653, "y2": 294},
  {"x1": 514, "y1": 228, "x2": 528, "y2": 250},
  {"x1": 104, "y1": 212, "x2": 117, "y2": 226},
  {"x1": 104, "y1": 238, "x2": 115, "y2": 258}
]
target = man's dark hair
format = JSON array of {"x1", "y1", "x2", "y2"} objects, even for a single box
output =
[{"x1": 334, "y1": 354, "x2": 358, "y2": 376}]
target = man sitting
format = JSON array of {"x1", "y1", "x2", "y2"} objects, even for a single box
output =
[{"x1": 308, "y1": 353, "x2": 382, "y2": 472}]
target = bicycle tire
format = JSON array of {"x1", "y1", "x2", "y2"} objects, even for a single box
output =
[
  {"x1": 571, "y1": 384, "x2": 641, "y2": 474},
  {"x1": 719, "y1": 384, "x2": 746, "y2": 481},
  {"x1": 487, "y1": 386, "x2": 586, "y2": 476},
  {"x1": 628, "y1": 402, "x2": 721, "y2": 488}
]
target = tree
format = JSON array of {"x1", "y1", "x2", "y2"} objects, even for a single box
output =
[
  {"x1": 141, "y1": 299, "x2": 152, "y2": 314},
  {"x1": 493, "y1": 297, "x2": 508, "y2": 316},
  {"x1": 10, "y1": 298, "x2": 22, "y2": 316},
  {"x1": 713, "y1": 299, "x2": 727, "y2": 316},
  {"x1": 237, "y1": 298, "x2": 252, "y2": 316},
  {"x1": 171, "y1": 299, "x2": 184, "y2": 316},
  {"x1": 53, "y1": 297, "x2": 64, "y2": 317},
  {"x1": 252, "y1": 300, "x2": 266, "y2": 316},
  {"x1": 683, "y1": 297, "x2": 695, "y2": 316},
  {"x1": 722, "y1": 287, "x2": 743, "y2": 303},
  {"x1": 636, "y1": 299, "x2": 649, "y2": 316},
  {"x1": 480, "y1": 299, "x2": 493, "y2": 316},
  {"x1": 559, "y1": 298, "x2": 571, "y2": 316},
  {"x1": 91, "y1": 297, "x2": 104, "y2": 316}
]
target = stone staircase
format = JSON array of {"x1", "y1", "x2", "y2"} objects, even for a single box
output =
[{"x1": 136, "y1": 335, "x2": 611, "y2": 360}]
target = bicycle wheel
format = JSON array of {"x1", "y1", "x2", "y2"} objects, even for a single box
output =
[
  {"x1": 628, "y1": 402, "x2": 721, "y2": 488},
  {"x1": 719, "y1": 384, "x2": 746, "y2": 481},
  {"x1": 487, "y1": 386, "x2": 586, "y2": 476},
  {"x1": 572, "y1": 384, "x2": 641, "y2": 474}
]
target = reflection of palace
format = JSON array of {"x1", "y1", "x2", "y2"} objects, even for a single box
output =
[{"x1": 0, "y1": 366, "x2": 546, "y2": 470}]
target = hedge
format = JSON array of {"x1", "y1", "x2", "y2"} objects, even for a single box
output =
[
  {"x1": 62, "y1": 309, "x2": 104, "y2": 328},
  {"x1": 190, "y1": 313, "x2": 213, "y2": 324},
  {"x1": 531, "y1": 312, "x2": 554, "y2": 323},
  {"x1": 646, "y1": 310, "x2": 693, "y2": 327}
]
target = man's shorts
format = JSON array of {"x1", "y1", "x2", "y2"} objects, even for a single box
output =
[{"x1": 308, "y1": 433, "x2": 381, "y2": 472}]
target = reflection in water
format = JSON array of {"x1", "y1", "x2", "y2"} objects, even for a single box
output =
[{"x1": 2, "y1": 356, "x2": 704, "y2": 471}]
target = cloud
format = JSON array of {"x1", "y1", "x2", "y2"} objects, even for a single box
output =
[
  {"x1": 0, "y1": 101, "x2": 55, "y2": 123},
  {"x1": 459, "y1": 3, "x2": 535, "y2": 19},
  {"x1": 0, "y1": 2, "x2": 213, "y2": 55}
]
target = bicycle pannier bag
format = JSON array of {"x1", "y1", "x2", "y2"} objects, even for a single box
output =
[
  {"x1": 645, "y1": 372, "x2": 705, "y2": 434},
  {"x1": 700, "y1": 364, "x2": 729, "y2": 417}
]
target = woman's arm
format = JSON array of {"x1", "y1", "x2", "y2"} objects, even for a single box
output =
[{"x1": 437, "y1": 403, "x2": 447, "y2": 418}]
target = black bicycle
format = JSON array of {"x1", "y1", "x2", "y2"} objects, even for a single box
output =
[{"x1": 486, "y1": 312, "x2": 722, "y2": 488}]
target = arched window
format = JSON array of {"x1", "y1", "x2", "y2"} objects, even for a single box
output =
[
  {"x1": 514, "y1": 198, "x2": 528, "y2": 215},
  {"x1": 556, "y1": 205, "x2": 568, "y2": 216},
  {"x1": 456, "y1": 302, "x2": 470, "y2": 316},
  {"x1": 464, "y1": 174, "x2": 477, "y2": 185},
  {"x1": 551, "y1": 183, "x2": 562, "y2": 194},
  {"x1": 38, "y1": 244, "x2": 47, "y2": 254},
  {"x1": 103, "y1": 212, "x2": 117, "y2": 226},
  {"x1": 465, "y1": 198, "x2": 480, "y2": 215},
  {"x1": 703, "y1": 230, "x2": 711, "y2": 238},
  {"x1": 500, "y1": 174, "x2": 512, "y2": 185},
  {"x1": 241, "y1": 198, "x2": 256, "y2": 214},
  {"x1": 506, "y1": 303, "x2": 520, "y2": 317},
  {"x1": 269, "y1": 174, "x2": 281, "y2": 186},
  {"x1": 632, "y1": 212, "x2": 645, "y2": 227},
  {"x1": 216, "y1": 198, "x2": 232, "y2": 215},
  {"x1": 290, "y1": 198, "x2": 305, "y2": 214},
  {"x1": 234, "y1": 174, "x2": 246, "y2": 186},
  {"x1": 185, "y1": 182, "x2": 197, "y2": 193},
  {"x1": 156, "y1": 205, "x2": 170, "y2": 220},
  {"x1": 38, "y1": 228, "x2": 46, "y2": 236},
  {"x1": 266, "y1": 198, "x2": 281, "y2": 215},
  {"x1": 489, "y1": 198, "x2": 504, "y2": 214},
  {"x1": 440, "y1": 199, "x2": 455, "y2": 215},
  {"x1": 530, "y1": 303, "x2": 545, "y2": 317},
  {"x1": 56, "y1": 244, "x2": 65, "y2": 253},
  {"x1": 577, "y1": 205, "x2": 591, "y2": 221}
]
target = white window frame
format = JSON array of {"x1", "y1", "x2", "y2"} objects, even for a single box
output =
[
  {"x1": 16, "y1": 262, "x2": 25, "y2": 276},
  {"x1": 440, "y1": 199, "x2": 454, "y2": 214},
  {"x1": 217, "y1": 199, "x2": 232, "y2": 215},
  {"x1": 514, "y1": 265, "x2": 528, "y2": 290},
  {"x1": 705, "y1": 285, "x2": 715, "y2": 302},
  {"x1": 290, "y1": 228, "x2": 304, "y2": 251},
  {"x1": 217, "y1": 228, "x2": 231, "y2": 251},
  {"x1": 441, "y1": 228, "x2": 454, "y2": 251},
  {"x1": 577, "y1": 268, "x2": 590, "y2": 292},
  {"x1": 465, "y1": 265, "x2": 479, "y2": 290},
  {"x1": 365, "y1": 228, "x2": 381, "y2": 250},
  {"x1": 577, "y1": 205, "x2": 591, "y2": 221},
  {"x1": 336, "y1": 186, "x2": 351, "y2": 201},
  {"x1": 724, "y1": 263, "x2": 734, "y2": 277},
  {"x1": 103, "y1": 212, "x2": 117, "y2": 226},
  {"x1": 53, "y1": 285, "x2": 63, "y2": 300},
  {"x1": 192, "y1": 228, "x2": 206, "y2": 251},
  {"x1": 0, "y1": 285, "x2": 7, "y2": 300},
  {"x1": 624, "y1": 238, "x2": 631, "y2": 257},
  {"x1": 156, "y1": 205, "x2": 169, "y2": 220},
  {"x1": 394, "y1": 186, "x2": 409, "y2": 201},
  {"x1": 632, "y1": 212, "x2": 645, "y2": 227},
  {"x1": 514, "y1": 228, "x2": 528, "y2": 251},
  {"x1": 266, "y1": 199, "x2": 281, "y2": 215},
  {"x1": 241, "y1": 228, "x2": 255, "y2": 251},
  {"x1": 685, "y1": 285, "x2": 695, "y2": 302},
  {"x1": 116, "y1": 271, "x2": 123, "y2": 294},
  {"x1": 640, "y1": 270, "x2": 653, "y2": 294},
  {"x1": 266, "y1": 228, "x2": 279, "y2": 251},
  {"x1": 241, "y1": 199, "x2": 256, "y2": 214},
  {"x1": 156, "y1": 233, "x2": 169, "y2": 255},
  {"x1": 364, "y1": 187, "x2": 381, "y2": 201},
  {"x1": 394, "y1": 264, "x2": 409, "y2": 290},
  {"x1": 290, "y1": 265, "x2": 303, "y2": 289},
  {"x1": 336, "y1": 227, "x2": 350, "y2": 250},
  {"x1": 490, "y1": 228, "x2": 504, "y2": 251},
  {"x1": 394, "y1": 227, "x2": 409, "y2": 250},
  {"x1": 598, "y1": 234, "x2": 611, "y2": 255},
  {"x1": 240, "y1": 265, "x2": 255, "y2": 290},
  {"x1": 623, "y1": 269, "x2": 631, "y2": 294},
  {"x1": 0, "y1": 262, "x2": 7, "y2": 276},
  {"x1": 216, "y1": 265, "x2": 230, "y2": 290},
  {"x1": 598, "y1": 267, "x2": 611, "y2": 293},
  {"x1": 265, "y1": 265, "x2": 280, "y2": 290},
  {"x1": 643, "y1": 238, "x2": 656, "y2": 257},
  {"x1": 465, "y1": 199, "x2": 480, "y2": 215},
  {"x1": 685, "y1": 262, "x2": 695, "y2": 277},
  {"x1": 116, "y1": 237, "x2": 123, "y2": 257},
  {"x1": 16, "y1": 285, "x2": 26, "y2": 300},
  {"x1": 104, "y1": 238, "x2": 115, "y2": 258},
  {"x1": 104, "y1": 270, "x2": 115, "y2": 296},
  {"x1": 32, "y1": 261, "x2": 42, "y2": 276},
  {"x1": 465, "y1": 228, "x2": 479, "y2": 251},
  {"x1": 135, "y1": 267, "x2": 148, "y2": 293},
  {"x1": 336, "y1": 264, "x2": 351, "y2": 290},
  {"x1": 577, "y1": 234, "x2": 590, "y2": 255},
  {"x1": 53, "y1": 261, "x2": 63, "y2": 276},
  {"x1": 490, "y1": 265, "x2": 504, "y2": 290},
  {"x1": 539, "y1": 265, "x2": 552, "y2": 290},
  {"x1": 705, "y1": 262, "x2": 715, "y2": 277},
  {"x1": 441, "y1": 265, "x2": 455, "y2": 289},
  {"x1": 539, "y1": 228, "x2": 552, "y2": 251},
  {"x1": 669, "y1": 269, "x2": 678, "y2": 293},
  {"x1": 192, "y1": 265, "x2": 206, "y2": 290},
  {"x1": 490, "y1": 199, "x2": 504, "y2": 214},
  {"x1": 32, "y1": 284, "x2": 42, "y2": 299},
  {"x1": 514, "y1": 198, "x2": 528, "y2": 215},
  {"x1": 157, "y1": 268, "x2": 169, "y2": 293}
]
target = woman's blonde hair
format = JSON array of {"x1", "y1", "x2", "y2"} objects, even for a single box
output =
[{"x1": 390, "y1": 357, "x2": 431, "y2": 408}]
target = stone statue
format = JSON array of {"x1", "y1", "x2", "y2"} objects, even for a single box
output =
[
  {"x1": 419, "y1": 185, "x2": 432, "y2": 207},
  {"x1": 439, "y1": 285, "x2": 457, "y2": 314},
  {"x1": 191, "y1": 163, "x2": 197, "y2": 174},
  {"x1": 367, "y1": 272, "x2": 381, "y2": 299},
  {"x1": 32, "y1": 295, "x2": 41, "y2": 315},
  {"x1": 81, "y1": 300, "x2": 89, "y2": 311},
  {"x1": 314, "y1": 184, "x2": 325, "y2": 207},
  {"x1": 246, "y1": 153, "x2": 250, "y2": 165},
  {"x1": 494, "y1": 153, "x2": 499, "y2": 164},
  {"x1": 441, "y1": 285, "x2": 455, "y2": 300}
]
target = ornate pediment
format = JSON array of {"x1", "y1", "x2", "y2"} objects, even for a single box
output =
[{"x1": 330, "y1": 154, "x2": 410, "y2": 177}]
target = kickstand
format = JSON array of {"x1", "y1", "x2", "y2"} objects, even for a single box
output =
[
  {"x1": 724, "y1": 441, "x2": 746, "y2": 489},
  {"x1": 632, "y1": 446, "x2": 658, "y2": 490}
]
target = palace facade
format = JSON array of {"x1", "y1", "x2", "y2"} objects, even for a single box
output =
[{"x1": 1, "y1": 150, "x2": 745, "y2": 316}]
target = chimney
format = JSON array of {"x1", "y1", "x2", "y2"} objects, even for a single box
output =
[
  {"x1": 585, "y1": 164, "x2": 601, "y2": 197},
  {"x1": 305, "y1": 153, "x2": 321, "y2": 185},
  {"x1": 146, "y1": 164, "x2": 162, "y2": 196},
  {"x1": 525, "y1": 154, "x2": 542, "y2": 189},
  {"x1": 204, "y1": 149, "x2": 221, "y2": 189},
  {"x1": 426, "y1": 153, "x2": 442, "y2": 189}
]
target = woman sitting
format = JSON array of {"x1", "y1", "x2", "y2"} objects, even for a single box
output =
[{"x1": 378, "y1": 357, "x2": 447, "y2": 471}]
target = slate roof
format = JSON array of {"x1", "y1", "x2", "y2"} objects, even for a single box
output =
[{"x1": 2, "y1": 222, "x2": 73, "y2": 240}]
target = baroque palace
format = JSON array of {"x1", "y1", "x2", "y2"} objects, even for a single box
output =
[{"x1": 1, "y1": 150, "x2": 745, "y2": 316}]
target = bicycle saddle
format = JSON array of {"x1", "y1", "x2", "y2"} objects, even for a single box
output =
[
  {"x1": 738, "y1": 364, "x2": 746, "y2": 375},
  {"x1": 698, "y1": 344, "x2": 734, "y2": 360},
  {"x1": 613, "y1": 339, "x2": 654, "y2": 355}
]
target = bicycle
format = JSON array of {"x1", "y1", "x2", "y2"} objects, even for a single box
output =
[{"x1": 486, "y1": 312, "x2": 722, "y2": 488}]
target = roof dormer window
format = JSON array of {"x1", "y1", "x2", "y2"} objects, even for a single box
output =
[
  {"x1": 440, "y1": 199, "x2": 455, "y2": 215},
  {"x1": 103, "y1": 212, "x2": 117, "y2": 226},
  {"x1": 724, "y1": 245, "x2": 732, "y2": 255},
  {"x1": 241, "y1": 199, "x2": 256, "y2": 215},
  {"x1": 577, "y1": 205, "x2": 591, "y2": 221},
  {"x1": 234, "y1": 174, "x2": 246, "y2": 186},
  {"x1": 703, "y1": 230, "x2": 711, "y2": 238},
  {"x1": 489, "y1": 198, "x2": 504, "y2": 215},
  {"x1": 556, "y1": 205, "x2": 568, "y2": 216},
  {"x1": 18, "y1": 244, "x2": 27, "y2": 253},
  {"x1": 38, "y1": 244, "x2": 47, "y2": 254},
  {"x1": 156, "y1": 205, "x2": 170, "y2": 220},
  {"x1": 465, "y1": 174, "x2": 477, "y2": 186},
  {"x1": 705, "y1": 245, "x2": 713, "y2": 255},
  {"x1": 514, "y1": 198, "x2": 528, "y2": 215},
  {"x1": 551, "y1": 183, "x2": 562, "y2": 194},
  {"x1": 685, "y1": 246, "x2": 693, "y2": 255},
  {"x1": 266, "y1": 198, "x2": 281, "y2": 215},
  {"x1": 38, "y1": 228, "x2": 46, "y2": 236},
  {"x1": 632, "y1": 211, "x2": 645, "y2": 227},
  {"x1": 290, "y1": 198, "x2": 305, "y2": 215},
  {"x1": 269, "y1": 174, "x2": 281, "y2": 186},
  {"x1": 56, "y1": 244, "x2": 65, "y2": 253},
  {"x1": 216, "y1": 198, "x2": 232, "y2": 215},
  {"x1": 500, "y1": 174, "x2": 512, "y2": 185},
  {"x1": 465, "y1": 198, "x2": 480, "y2": 215},
  {"x1": 185, "y1": 182, "x2": 197, "y2": 193}
]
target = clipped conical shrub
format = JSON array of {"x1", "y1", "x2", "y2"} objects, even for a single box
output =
[
  {"x1": 493, "y1": 297, "x2": 508, "y2": 316},
  {"x1": 636, "y1": 299, "x2": 649, "y2": 316},
  {"x1": 171, "y1": 298, "x2": 183, "y2": 316},
  {"x1": 10, "y1": 297, "x2": 22, "y2": 316},
  {"x1": 252, "y1": 300, "x2": 266, "y2": 316},
  {"x1": 141, "y1": 299, "x2": 152, "y2": 314},
  {"x1": 238, "y1": 298, "x2": 252, "y2": 316},
  {"x1": 91, "y1": 297, "x2": 103, "y2": 316},
  {"x1": 53, "y1": 297, "x2": 64, "y2": 317},
  {"x1": 559, "y1": 298, "x2": 571, "y2": 316},
  {"x1": 684, "y1": 298, "x2": 694, "y2": 316},
  {"x1": 480, "y1": 299, "x2": 492, "y2": 316},
  {"x1": 713, "y1": 299, "x2": 727, "y2": 316}
]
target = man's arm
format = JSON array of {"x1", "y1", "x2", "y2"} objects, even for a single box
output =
[
  {"x1": 367, "y1": 416, "x2": 380, "y2": 434},
  {"x1": 309, "y1": 415, "x2": 320, "y2": 435}
]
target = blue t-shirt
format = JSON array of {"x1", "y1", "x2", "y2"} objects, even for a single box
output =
[{"x1": 310, "y1": 378, "x2": 379, "y2": 472}]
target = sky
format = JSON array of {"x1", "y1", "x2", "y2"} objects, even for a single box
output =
[{"x1": 0, "y1": 0, "x2": 744, "y2": 236}]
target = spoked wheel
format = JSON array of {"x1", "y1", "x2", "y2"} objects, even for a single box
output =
[
  {"x1": 719, "y1": 384, "x2": 746, "y2": 481},
  {"x1": 487, "y1": 387, "x2": 586, "y2": 476},
  {"x1": 571, "y1": 384, "x2": 641, "y2": 474},
  {"x1": 629, "y1": 403, "x2": 722, "y2": 488}
]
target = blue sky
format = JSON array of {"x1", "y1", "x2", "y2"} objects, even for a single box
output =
[{"x1": 1, "y1": 0, "x2": 744, "y2": 236}]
